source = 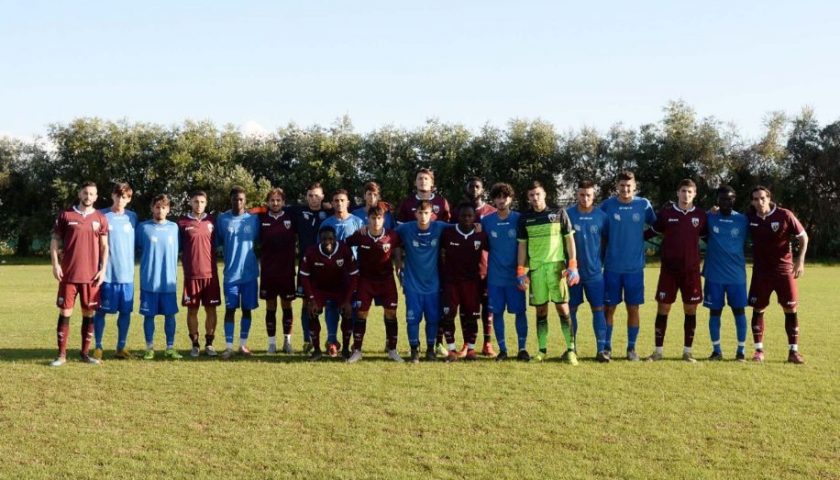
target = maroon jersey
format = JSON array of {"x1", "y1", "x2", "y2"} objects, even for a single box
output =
[
  {"x1": 178, "y1": 213, "x2": 217, "y2": 280},
  {"x1": 651, "y1": 203, "x2": 707, "y2": 272},
  {"x1": 258, "y1": 210, "x2": 297, "y2": 280},
  {"x1": 440, "y1": 226, "x2": 489, "y2": 282},
  {"x1": 397, "y1": 193, "x2": 451, "y2": 223},
  {"x1": 346, "y1": 229, "x2": 402, "y2": 281},
  {"x1": 53, "y1": 207, "x2": 109, "y2": 283},
  {"x1": 748, "y1": 206, "x2": 805, "y2": 275},
  {"x1": 299, "y1": 243, "x2": 359, "y2": 302}
]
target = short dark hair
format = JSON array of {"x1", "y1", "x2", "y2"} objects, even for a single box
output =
[
  {"x1": 489, "y1": 183, "x2": 514, "y2": 199},
  {"x1": 678, "y1": 179, "x2": 696, "y2": 189},
  {"x1": 363, "y1": 181, "x2": 381, "y2": 194},
  {"x1": 617, "y1": 171, "x2": 635, "y2": 182},
  {"x1": 368, "y1": 204, "x2": 387, "y2": 218},
  {"x1": 190, "y1": 190, "x2": 207, "y2": 199},
  {"x1": 416, "y1": 199, "x2": 433, "y2": 212},
  {"x1": 526, "y1": 180, "x2": 545, "y2": 192},
  {"x1": 717, "y1": 184, "x2": 735, "y2": 196},
  {"x1": 79, "y1": 181, "x2": 97, "y2": 191},
  {"x1": 577, "y1": 180, "x2": 596, "y2": 190},
  {"x1": 466, "y1": 176, "x2": 483, "y2": 186},
  {"x1": 229, "y1": 185, "x2": 246, "y2": 197},
  {"x1": 751, "y1": 185, "x2": 772, "y2": 199},
  {"x1": 332, "y1": 189, "x2": 349, "y2": 199},
  {"x1": 265, "y1": 187, "x2": 285, "y2": 202},
  {"x1": 307, "y1": 181, "x2": 323, "y2": 192},
  {"x1": 319, "y1": 225, "x2": 337, "y2": 236},
  {"x1": 112, "y1": 182, "x2": 133, "y2": 197},
  {"x1": 151, "y1": 193, "x2": 171, "y2": 207},
  {"x1": 456, "y1": 201, "x2": 476, "y2": 215}
]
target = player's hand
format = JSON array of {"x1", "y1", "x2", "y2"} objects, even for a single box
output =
[
  {"x1": 516, "y1": 266, "x2": 529, "y2": 292},
  {"x1": 566, "y1": 268, "x2": 580, "y2": 286},
  {"x1": 93, "y1": 268, "x2": 106, "y2": 287},
  {"x1": 474, "y1": 222, "x2": 483, "y2": 233},
  {"x1": 396, "y1": 268, "x2": 405, "y2": 286},
  {"x1": 52, "y1": 264, "x2": 63, "y2": 282},
  {"x1": 340, "y1": 302, "x2": 352, "y2": 318},
  {"x1": 708, "y1": 205, "x2": 720, "y2": 214},
  {"x1": 794, "y1": 261, "x2": 805, "y2": 279},
  {"x1": 308, "y1": 299, "x2": 322, "y2": 317}
]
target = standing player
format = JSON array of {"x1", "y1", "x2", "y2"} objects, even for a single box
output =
[
  {"x1": 216, "y1": 186, "x2": 260, "y2": 359},
  {"x1": 352, "y1": 181, "x2": 396, "y2": 230},
  {"x1": 481, "y1": 183, "x2": 529, "y2": 361},
  {"x1": 258, "y1": 188, "x2": 297, "y2": 354},
  {"x1": 299, "y1": 227, "x2": 358, "y2": 360},
  {"x1": 645, "y1": 179, "x2": 707, "y2": 362},
  {"x1": 516, "y1": 181, "x2": 580, "y2": 364},
  {"x1": 49, "y1": 181, "x2": 109, "y2": 366},
  {"x1": 93, "y1": 182, "x2": 137, "y2": 360},
  {"x1": 747, "y1": 186, "x2": 808, "y2": 364},
  {"x1": 346, "y1": 205, "x2": 403, "y2": 362},
  {"x1": 599, "y1": 171, "x2": 656, "y2": 361},
  {"x1": 439, "y1": 202, "x2": 489, "y2": 361},
  {"x1": 137, "y1": 194, "x2": 181, "y2": 360},
  {"x1": 396, "y1": 168, "x2": 451, "y2": 223},
  {"x1": 566, "y1": 180, "x2": 610, "y2": 362},
  {"x1": 703, "y1": 185, "x2": 749, "y2": 361}
]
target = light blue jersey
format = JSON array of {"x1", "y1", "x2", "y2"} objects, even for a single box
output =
[
  {"x1": 703, "y1": 211, "x2": 748, "y2": 285},
  {"x1": 566, "y1": 205, "x2": 608, "y2": 282},
  {"x1": 396, "y1": 221, "x2": 450, "y2": 294},
  {"x1": 101, "y1": 208, "x2": 137, "y2": 284},
  {"x1": 351, "y1": 206, "x2": 396, "y2": 231},
  {"x1": 216, "y1": 211, "x2": 260, "y2": 285},
  {"x1": 481, "y1": 210, "x2": 521, "y2": 287},
  {"x1": 136, "y1": 220, "x2": 179, "y2": 293},
  {"x1": 321, "y1": 214, "x2": 365, "y2": 243},
  {"x1": 600, "y1": 196, "x2": 656, "y2": 273}
]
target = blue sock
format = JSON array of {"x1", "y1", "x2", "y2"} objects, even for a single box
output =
[
  {"x1": 425, "y1": 318, "x2": 439, "y2": 350},
  {"x1": 709, "y1": 315, "x2": 722, "y2": 353},
  {"x1": 143, "y1": 316, "x2": 155, "y2": 347},
  {"x1": 627, "y1": 326, "x2": 640, "y2": 350},
  {"x1": 515, "y1": 311, "x2": 528, "y2": 351},
  {"x1": 493, "y1": 312, "x2": 507, "y2": 353},
  {"x1": 593, "y1": 309, "x2": 607, "y2": 352},
  {"x1": 164, "y1": 314, "x2": 176, "y2": 348},
  {"x1": 240, "y1": 310, "x2": 252, "y2": 341},
  {"x1": 735, "y1": 312, "x2": 747, "y2": 355},
  {"x1": 93, "y1": 310, "x2": 106, "y2": 349},
  {"x1": 116, "y1": 311, "x2": 131, "y2": 350},
  {"x1": 325, "y1": 304, "x2": 339, "y2": 343},
  {"x1": 301, "y1": 307, "x2": 311, "y2": 342},
  {"x1": 407, "y1": 317, "x2": 420, "y2": 348},
  {"x1": 605, "y1": 323, "x2": 614, "y2": 351},
  {"x1": 224, "y1": 318, "x2": 235, "y2": 344}
]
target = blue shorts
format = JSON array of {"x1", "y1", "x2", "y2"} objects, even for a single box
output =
[
  {"x1": 604, "y1": 270, "x2": 645, "y2": 306},
  {"x1": 703, "y1": 281, "x2": 747, "y2": 310},
  {"x1": 487, "y1": 284, "x2": 526, "y2": 315},
  {"x1": 224, "y1": 279, "x2": 259, "y2": 310},
  {"x1": 405, "y1": 290, "x2": 441, "y2": 325},
  {"x1": 98, "y1": 282, "x2": 134, "y2": 314},
  {"x1": 570, "y1": 277, "x2": 605, "y2": 309},
  {"x1": 139, "y1": 290, "x2": 179, "y2": 316}
]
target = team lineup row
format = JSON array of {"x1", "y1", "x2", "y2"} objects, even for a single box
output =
[{"x1": 48, "y1": 168, "x2": 808, "y2": 366}]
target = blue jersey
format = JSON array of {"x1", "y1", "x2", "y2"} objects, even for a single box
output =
[
  {"x1": 351, "y1": 206, "x2": 396, "y2": 231},
  {"x1": 396, "y1": 221, "x2": 450, "y2": 294},
  {"x1": 566, "y1": 205, "x2": 607, "y2": 281},
  {"x1": 481, "y1": 210, "x2": 521, "y2": 287},
  {"x1": 101, "y1": 208, "x2": 137, "y2": 284},
  {"x1": 321, "y1": 214, "x2": 365, "y2": 243},
  {"x1": 600, "y1": 196, "x2": 656, "y2": 273},
  {"x1": 703, "y1": 210, "x2": 748, "y2": 284},
  {"x1": 216, "y1": 211, "x2": 260, "y2": 285},
  {"x1": 136, "y1": 220, "x2": 179, "y2": 293}
]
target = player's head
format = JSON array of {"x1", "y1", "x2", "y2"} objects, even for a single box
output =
[
  {"x1": 677, "y1": 179, "x2": 697, "y2": 207},
  {"x1": 577, "y1": 180, "x2": 596, "y2": 210},
  {"x1": 716, "y1": 185, "x2": 736, "y2": 215},
  {"x1": 363, "y1": 181, "x2": 381, "y2": 207},
  {"x1": 490, "y1": 182, "x2": 514, "y2": 211},
  {"x1": 189, "y1": 190, "x2": 208, "y2": 216},
  {"x1": 151, "y1": 193, "x2": 171, "y2": 222},
  {"x1": 367, "y1": 204, "x2": 387, "y2": 232},
  {"x1": 526, "y1": 180, "x2": 547, "y2": 211},
  {"x1": 465, "y1": 176, "x2": 484, "y2": 201},
  {"x1": 415, "y1": 199, "x2": 433, "y2": 227},
  {"x1": 111, "y1": 182, "x2": 133, "y2": 208},
  {"x1": 456, "y1": 201, "x2": 476, "y2": 230},
  {"x1": 616, "y1": 171, "x2": 636, "y2": 201},
  {"x1": 319, "y1": 225, "x2": 337, "y2": 254},
  {"x1": 78, "y1": 181, "x2": 98, "y2": 207},
  {"x1": 229, "y1": 186, "x2": 247, "y2": 213},
  {"x1": 415, "y1": 168, "x2": 435, "y2": 193},
  {"x1": 332, "y1": 189, "x2": 350, "y2": 214},
  {"x1": 306, "y1": 181, "x2": 324, "y2": 210},
  {"x1": 265, "y1": 187, "x2": 285, "y2": 213},
  {"x1": 750, "y1": 185, "x2": 773, "y2": 213}
]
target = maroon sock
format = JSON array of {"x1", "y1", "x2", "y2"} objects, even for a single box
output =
[
  {"x1": 442, "y1": 316, "x2": 456, "y2": 345},
  {"x1": 340, "y1": 315, "x2": 352, "y2": 348},
  {"x1": 683, "y1": 314, "x2": 697, "y2": 347},
  {"x1": 265, "y1": 309, "x2": 277, "y2": 337},
  {"x1": 81, "y1": 315, "x2": 94, "y2": 357},
  {"x1": 463, "y1": 313, "x2": 479, "y2": 345},
  {"x1": 352, "y1": 319, "x2": 367, "y2": 350},
  {"x1": 56, "y1": 315, "x2": 70, "y2": 357},
  {"x1": 309, "y1": 315, "x2": 321, "y2": 352},
  {"x1": 752, "y1": 311, "x2": 765, "y2": 348},
  {"x1": 482, "y1": 310, "x2": 492, "y2": 343},
  {"x1": 784, "y1": 312, "x2": 799, "y2": 346},
  {"x1": 436, "y1": 325, "x2": 444, "y2": 346},
  {"x1": 204, "y1": 334, "x2": 215, "y2": 347},
  {"x1": 655, "y1": 314, "x2": 668, "y2": 347},
  {"x1": 384, "y1": 317, "x2": 398, "y2": 350},
  {"x1": 281, "y1": 308, "x2": 293, "y2": 335},
  {"x1": 189, "y1": 333, "x2": 200, "y2": 348}
]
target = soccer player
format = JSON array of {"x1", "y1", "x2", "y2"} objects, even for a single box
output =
[
  {"x1": 703, "y1": 185, "x2": 749, "y2": 361},
  {"x1": 346, "y1": 205, "x2": 403, "y2": 362},
  {"x1": 396, "y1": 200, "x2": 451, "y2": 362},
  {"x1": 439, "y1": 202, "x2": 489, "y2": 361},
  {"x1": 481, "y1": 183, "x2": 529, "y2": 361},
  {"x1": 517, "y1": 180, "x2": 580, "y2": 364},
  {"x1": 258, "y1": 188, "x2": 297, "y2": 354},
  {"x1": 599, "y1": 171, "x2": 656, "y2": 361},
  {"x1": 137, "y1": 194, "x2": 181, "y2": 360},
  {"x1": 178, "y1": 190, "x2": 221, "y2": 357},
  {"x1": 50, "y1": 181, "x2": 109, "y2": 366},
  {"x1": 645, "y1": 179, "x2": 707, "y2": 362},
  {"x1": 216, "y1": 186, "x2": 260, "y2": 359},
  {"x1": 747, "y1": 186, "x2": 808, "y2": 364},
  {"x1": 93, "y1": 182, "x2": 137, "y2": 360},
  {"x1": 352, "y1": 181, "x2": 396, "y2": 230},
  {"x1": 299, "y1": 226, "x2": 359, "y2": 361},
  {"x1": 566, "y1": 180, "x2": 610, "y2": 362},
  {"x1": 396, "y1": 168, "x2": 451, "y2": 223}
]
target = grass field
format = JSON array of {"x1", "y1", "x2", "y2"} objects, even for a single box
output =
[{"x1": 0, "y1": 261, "x2": 838, "y2": 479}]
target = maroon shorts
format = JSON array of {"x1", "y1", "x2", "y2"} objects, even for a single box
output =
[
  {"x1": 56, "y1": 282, "x2": 100, "y2": 310},
  {"x1": 182, "y1": 277, "x2": 222, "y2": 307},
  {"x1": 748, "y1": 271, "x2": 798, "y2": 310},
  {"x1": 310, "y1": 290, "x2": 346, "y2": 310},
  {"x1": 357, "y1": 277, "x2": 398, "y2": 312},
  {"x1": 260, "y1": 274, "x2": 296, "y2": 301},
  {"x1": 443, "y1": 281, "x2": 481, "y2": 318},
  {"x1": 655, "y1": 269, "x2": 702, "y2": 305}
]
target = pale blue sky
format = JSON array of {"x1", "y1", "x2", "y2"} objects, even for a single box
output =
[{"x1": 2, "y1": 0, "x2": 838, "y2": 140}]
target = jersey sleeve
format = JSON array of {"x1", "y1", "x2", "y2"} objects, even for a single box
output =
[
  {"x1": 516, "y1": 214, "x2": 528, "y2": 241},
  {"x1": 439, "y1": 198, "x2": 451, "y2": 223},
  {"x1": 52, "y1": 212, "x2": 65, "y2": 238},
  {"x1": 214, "y1": 216, "x2": 224, "y2": 246},
  {"x1": 558, "y1": 209, "x2": 574, "y2": 236},
  {"x1": 787, "y1": 210, "x2": 806, "y2": 237},
  {"x1": 645, "y1": 199, "x2": 657, "y2": 225},
  {"x1": 97, "y1": 212, "x2": 109, "y2": 236}
]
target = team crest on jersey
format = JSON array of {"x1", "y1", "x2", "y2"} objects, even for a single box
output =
[
  {"x1": 318, "y1": 212, "x2": 327, "y2": 220},
  {"x1": 613, "y1": 213, "x2": 621, "y2": 221},
  {"x1": 474, "y1": 240, "x2": 482, "y2": 250},
  {"x1": 431, "y1": 239, "x2": 438, "y2": 247},
  {"x1": 244, "y1": 225, "x2": 252, "y2": 234},
  {"x1": 713, "y1": 226, "x2": 720, "y2": 234},
  {"x1": 691, "y1": 217, "x2": 699, "y2": 227},
  {"x1": 574, "y1": 224, "x2": 581, "y2": 232},
  {"x1": 590, "y1": 225, "x2": 599, "y2": 234},
  {"x1": 731, "y1": 228, "x2": 740, "y2": 237},
  {"x1": 123, "y1": 223, "x2": 132, "y2": 233},
  {"x1": 151, "y1": 236, "x2": 158, "y2": 243},
  {"x1": 382, "y1": 243, "x2": 391, "y2": 252},
  {"x1": 207, "y1": 223, "x2": 213, "y2": 232},
  {"x1": 92, "y1": 221, "x2": 101, "y2": 231},
  {"x1": 508, "y1": 229, "x2": 516, "y2": 238},
  {"x1": 433, "y1": 205, "x2": 440, "y2": 214},
  {"x1": 284, "y1": 220, "x2": 291, "y2": 229},
  {"x1": 491, "y1": 231, "x2": 498, "y2": 238},
  {"x1": 412, "y1": 240, "x2": 419, "y2": 247},
  {"x1": 442, "y1": 307, "x2": 450, "y2": 315},
  {"x1": 336, "y1": 259, "x2": 344, "y2": 267},
  {"x1": 548, "y1": 213, "x2": 558, "y2": 223},
  {"x1": 771, "y1": 222, "x2": 779, "y2": 232},
  {"x1": 632, "y1": 213, "x2": 641, "y2": 222},
  {"x1": 658, "y1": 291, "x2": 666, "y2": 300}
]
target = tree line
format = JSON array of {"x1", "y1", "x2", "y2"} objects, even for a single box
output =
[{"x1": 1, "y1": 100, "x2": 838, "y2": 257}]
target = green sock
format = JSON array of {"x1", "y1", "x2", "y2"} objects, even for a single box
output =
[
  {"x1": 537, "y1": 315, "x2": 548, "y2": 353},
  {"x1": 560, "y1": 314, "x2": 574, "y2": 351}
]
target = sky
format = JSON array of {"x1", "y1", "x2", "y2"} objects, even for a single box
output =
[{"x1": 2, "y1": 0, "x2": 838, "y2": 141}]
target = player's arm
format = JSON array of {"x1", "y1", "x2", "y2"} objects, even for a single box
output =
[
  {"x1": 94, "y1": 231, "x2": 109, "y2": 286},
  {"x1": 559, "y1": 210, "x2": 580, "y2": 286},
  {"x1": 515, "y1": 216, "x2": 529, "y2": 290},
  {"x1": 793, "y1": 231, "x2": 808, "y2": 278},
  {"x1": 49, "y1": 231, "x2": 63, "y2": 281}
]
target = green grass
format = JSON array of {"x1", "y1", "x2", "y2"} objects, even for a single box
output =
[{"x1": 0, "y1": 262, "x2": 838, "y2": 479}]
